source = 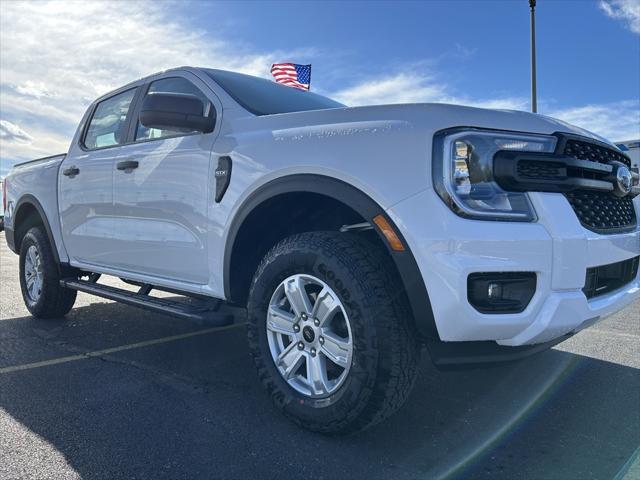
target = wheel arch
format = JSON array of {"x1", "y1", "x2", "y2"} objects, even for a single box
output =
[
  {"x1": 223, "y1": 174, "x2": 439, "y2": 341},
  {"x1": 12, "y1": 194, "x2": 61, "y2": 265}
]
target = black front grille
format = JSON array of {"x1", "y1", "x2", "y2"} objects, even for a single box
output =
[
  {"x1": 565, "y1": 191, "x2": 636, "y2": 232},
  {"x1": 562, "y1": 137, "x2": 636, "y2": 234},
  {"x1": 493, "y1": 134, "x2": 637, "y2": 233},
  {"x1": 564, "y1": 138, "x2": 631, "y2": 167},
  {"x1": 583, "y1": 256, "x2": 639, "y2": 299}
]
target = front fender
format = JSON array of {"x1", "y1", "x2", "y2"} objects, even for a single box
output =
[{"x1": 223, "y1": 173, "x2": 439, "y2": 340}]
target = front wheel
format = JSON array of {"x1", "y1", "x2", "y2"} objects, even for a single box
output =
[
  {"x1": 19, "y1": 226, "x2": 77, "y2": 318},
  {"x1": 247, "y1": 231, "x2": 420, "y2": 434}
]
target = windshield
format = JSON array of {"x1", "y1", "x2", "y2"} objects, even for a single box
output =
[{"x1": 204, "y1": 69, "x2": 345, "y2": 116}]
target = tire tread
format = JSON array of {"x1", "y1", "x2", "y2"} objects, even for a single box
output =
[
  {"x1": 248, "y1": 231, "x2": 419, "y2": 434},
  {"x1": 19, "y1": 226, "x2": 76, "y2": 318}
]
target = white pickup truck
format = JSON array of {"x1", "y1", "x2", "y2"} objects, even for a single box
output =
[{"x1": 3, "y1": 67, "x2": 639, "y2": 433}]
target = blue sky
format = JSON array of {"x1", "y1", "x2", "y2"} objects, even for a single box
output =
[
  {"x1": 210, "y1": 0, "x2": 639, "y2": 106},
  {"x1": 1, "y1": 0, "x2": 639, "y2": 176}
]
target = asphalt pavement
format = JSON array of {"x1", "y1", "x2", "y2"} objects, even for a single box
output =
[{"x1": 1, "y1": 231, "x2": 638, "y2": 480}]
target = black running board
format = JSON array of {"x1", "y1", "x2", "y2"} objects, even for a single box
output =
[{"x1": 60, "y1": 279, "x2": 234, "y2": 326}]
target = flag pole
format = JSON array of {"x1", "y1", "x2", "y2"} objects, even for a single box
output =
[{"x1": 529, "y1": 0, "x2": 537, "y2": 113}]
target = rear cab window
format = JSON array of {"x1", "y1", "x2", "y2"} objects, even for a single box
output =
[
  {"x1": 83, "y1": 88, "x2": 137, "y2": 149},
  {"x1": 204, "y1": 69, "x2": 345, "y2": 116}
]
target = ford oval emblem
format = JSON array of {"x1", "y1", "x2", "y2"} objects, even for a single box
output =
[{"x1": 615, "y1": 165, "x2": 633, "y2": 197}]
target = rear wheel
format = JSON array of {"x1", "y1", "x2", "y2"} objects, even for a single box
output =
[
  {"x1": 247, "y1": 231, "x2": 420, "y2": 434},
  {"x1": 19, "y1": 226, "x2": 76, "y2": 318}
]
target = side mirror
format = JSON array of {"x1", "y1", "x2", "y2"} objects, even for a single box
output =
[{"x1": 139, "y1": 93, "x2": 214, "y2": 134}]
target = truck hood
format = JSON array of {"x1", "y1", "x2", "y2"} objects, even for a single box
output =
[{"x1": 234, "y1": 102, "x2": 615, "y2": 148}]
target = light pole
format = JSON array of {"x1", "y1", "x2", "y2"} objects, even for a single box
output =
[{"x1": 530, "y1": 0, "x2": 537, "y2": 113}]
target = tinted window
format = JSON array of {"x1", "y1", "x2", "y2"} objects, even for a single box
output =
[
  {"x1": 205, "y1": 69, "x2": 345, "y2": 116},
  {"x1": 135, "y1": 77, "x2": 212, "y2": 141},
  {"x1": 84, "y1": 88, "x2": 136, "y2": 149}
]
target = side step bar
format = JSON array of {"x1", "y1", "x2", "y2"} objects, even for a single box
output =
[{"x1": 60, "y1": 279, "x2": 234, "y2": 326}]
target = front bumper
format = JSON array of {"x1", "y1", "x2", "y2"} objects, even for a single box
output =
[{"x1": 389, "y1": 189, "x2": 640, "y2": 347}]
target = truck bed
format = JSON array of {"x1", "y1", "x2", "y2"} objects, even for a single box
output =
[{"x1": 4, "y1": 153, "x2": 68, "y2": 261}]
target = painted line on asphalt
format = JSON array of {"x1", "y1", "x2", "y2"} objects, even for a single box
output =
[
  {"x1": 614, "y1": 445, "x2": 640, "y2": 480},
  {"x1": 0, "y1": 323, "x2": 246, "y2": 375}
]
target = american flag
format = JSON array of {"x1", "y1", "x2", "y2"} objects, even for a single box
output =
[{"x1": 270, "y1": 63, "x2": 311, "y2": 91}]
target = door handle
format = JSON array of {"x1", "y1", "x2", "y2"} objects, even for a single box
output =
[
  {"x1": 63, "y1": 166, "x2": 80, "y2": 177},
  {"x1": 117, "y1": 160, "x2": 139, "y2": 171}
]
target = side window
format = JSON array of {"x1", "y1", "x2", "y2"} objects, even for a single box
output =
[
  {"x1": 135, "y1": 77, "x2": 212, "y2": 141},
  {"x1": 84, "y1": 89, "x2": 136, "y2": 149}
]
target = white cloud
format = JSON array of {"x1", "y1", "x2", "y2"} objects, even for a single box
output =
[
  {"x1": 331, "y1": 71, "x2": 528, "y2": 110},
  {"x1": 452, "y1": 43, "x2": 478, "y2": 59},
  {"x1": 0, "y1": 120, "x2": 32, "y2": 144},
  {"x1": 549, "y1": 100, "x2": 640, "y2": 141},
  {"x1": 0, "y1": 120, "x2": 69, "y2": 176},
  {"x1": 599, "y1": 0, "x2": 640, "y2": 34},
  {"x1": 331, "y1": 70, "x2": 638, "y2": 141},
  {"x1": 14, "y1": 81, "x2": 55, "y2": 99},
  {"x1": 0, "y1": 121, "x2": 70, "y2": 177},
  {"x1": 0, "y1": 0, "x2": 304, "y2": 167},
  {"x1": 332, "y1": 73, "x2": 449, "y2": 106}
]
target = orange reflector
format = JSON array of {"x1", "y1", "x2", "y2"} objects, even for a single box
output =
[{"x1": 373, "y1": 215, "x2": 405, "y2": 252}]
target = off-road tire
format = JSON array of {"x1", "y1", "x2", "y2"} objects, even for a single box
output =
[
  {"x1": 247, "y1": 231, "x2": 420, "y2": 434},
  {"x1": 19, "y1": 226, "x2": 76, "y2": 318}
]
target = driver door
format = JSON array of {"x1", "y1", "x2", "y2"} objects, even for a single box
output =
[{"x1": 107, "y1": 72, "x2": 221, "y2": 285}]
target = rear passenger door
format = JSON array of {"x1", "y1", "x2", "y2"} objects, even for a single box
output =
[
  {"x1": 109, "y1": 72, "x2": 221, "y2": 285},
  {"x1": 59, "y1": 86, "x2": 139, "y2": 267}
]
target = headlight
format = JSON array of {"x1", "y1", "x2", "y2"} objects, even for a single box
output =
[{"x1": 433, "y1": 129, "x2": 557, "y2": 221}]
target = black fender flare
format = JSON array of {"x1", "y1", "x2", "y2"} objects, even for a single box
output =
[
  {"x1": 12, "y1": 194, "x2": 62, "y2": 265},
  {"x1": 223, "y1": 174, "x2": 439, "y2": 340}
]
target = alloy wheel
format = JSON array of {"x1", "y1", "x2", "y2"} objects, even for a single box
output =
[
  {"x1": 24, "y1": 245, "x2": 43, "y2": 302},
  {"x1": 266, "y1": 274, "x2": 353, "y2": 398}
]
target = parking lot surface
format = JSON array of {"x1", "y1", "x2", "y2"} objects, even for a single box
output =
[{"x1": 1, "y1": 232, "x2": 638, "y2": 480}]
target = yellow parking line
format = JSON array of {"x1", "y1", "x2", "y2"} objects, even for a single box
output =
[
  {"x1": 615, "y1": 445, "x2": 640, "y2": 480},
  {"x1": 0, "y1": 322, "x2": 245, "y2": 375}
]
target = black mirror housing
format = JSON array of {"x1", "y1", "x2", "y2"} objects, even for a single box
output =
[{"x1": 139, "y1": 93, "x2": 214, "y2": 134}]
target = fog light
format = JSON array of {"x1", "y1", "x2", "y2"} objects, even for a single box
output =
[
  {"x1": 487, "y1": 282, "x2": 502, "y2": 300},
  {"x1": 467, "y1": 272, "x2": 536, "y2": 314}
]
